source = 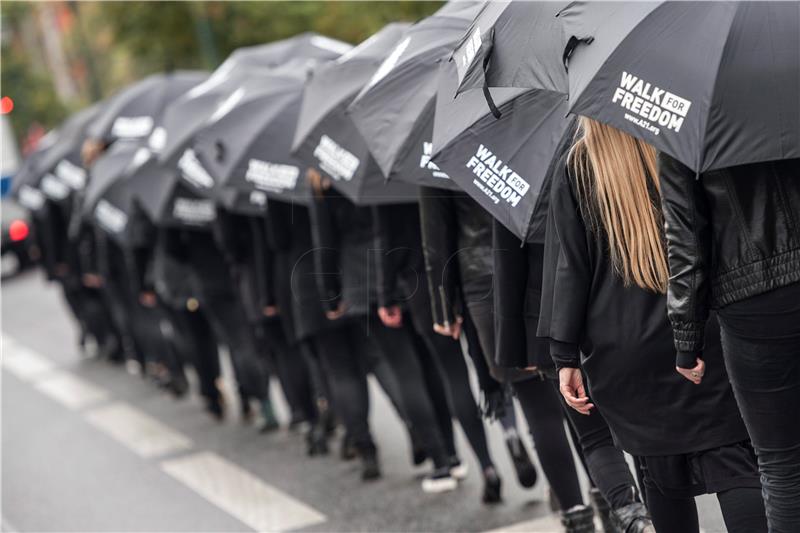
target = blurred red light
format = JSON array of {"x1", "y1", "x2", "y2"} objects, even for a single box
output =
[
  {"x1": 0, "y1": 96, "x2": 13, "y2": 114},
  {"x1": 9, "y1": 220, "x2": 29, "y2": 242}
]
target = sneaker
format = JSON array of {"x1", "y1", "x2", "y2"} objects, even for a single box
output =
[
  {"x1": 561, "y1": 505, "x2": 596, "y2": 533},
  {"x1": 421, "y1": 467, "x2": 458, "y2": 494},
  {"x1": 506, "y1": 434, "x2": 537, "y2": 488},
  {"x1": 448, "y1": 456, "x2": 469, "y2": 480},
  {"x1": 611, "y1": 502, "x2": 655, "y2": 533},
  {"x1": 482, "y1": 467, "x2": 502, "y2": 504}
]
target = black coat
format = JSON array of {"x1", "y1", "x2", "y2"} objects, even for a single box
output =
[
  {"x1": 266, "y1": 200, "x2": 329, "y2": 341},
  {"x1": 658, "y1": 155, "x2": 800, "y2": 365},
  {"x1": 371, "y1": 203, "x2": 426, "y2": 308},
  {"x1": 537, "y1": 156, "x2": 749, "y2": 456},
  {"x1": 418, "y1": 186, "x2": 493, "y2": 326},
  {"x1": 308, "y1": 187, "x2": 376, "y2": 317}
]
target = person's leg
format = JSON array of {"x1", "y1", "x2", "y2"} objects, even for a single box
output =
[
  {"x1": 643, "y1": 485, "x2": 699, "y2": 533},
  {"x1": 716, "y1": 487, "x2": 768, "y2": 533},
  {"x1": 513, "y1": 378, "x2": 585, "y2": 510},
  {"x1": 178, "y1": 307, "x2": 223, "y2": 418},
  {"x1": 720, "y1": 328, "x2": 800, "y2": 532},
  {"x1": 264, "y1": 322, "x2": 316, "y2": 425}
]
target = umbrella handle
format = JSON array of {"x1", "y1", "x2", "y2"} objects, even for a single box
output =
[
  {"x1": 562, "y1": 35, "x2": 594, "y2": 73},
  {"x1": 481, "y1": 28, "x2": 502, "y2": 120}
]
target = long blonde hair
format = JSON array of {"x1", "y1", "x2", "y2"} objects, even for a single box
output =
[{"x1": 568, "y1": 117, "x2": 668, "y2": 293}]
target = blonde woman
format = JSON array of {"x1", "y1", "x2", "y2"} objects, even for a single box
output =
[{"x1": 538, "y1": 118, "x2": 766, "y2": 533}]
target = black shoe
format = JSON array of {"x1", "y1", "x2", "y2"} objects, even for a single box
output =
[
  {"x1": 258, "y1": 400, "x2": 280, "y2": 433},
  {"x1": 412, "y1": 446, "x2": 428, "y2": 466},
  {"x1": 360, "y1": 450, "x2": 381, "y2": 481},
  {"x1": 340, "y1": 433, "x2": 358, "y2": 461},
  {"x1": 611, "y1": 503, "x2": 655, "y2": 533},
  {"x1": 205, "y1": 394, "x2": 224, "y2": 421},
  {"x1": 306, "y1": 425, "x2": 329, "y2": 456},
  {"x1": 506, "y1": 434, "x2": 537, "y2": 488},
  {"x1": 561, "y1": 505, "x2": 596, "y2": 533},
  {"x1": 481, "y1": 467, "x2": 502, "y2": 504},
  {"x1": 590, "y1": 488, "x2": 614, "y2": 533},
  {"x1": 421, "y1": 467, "x2": 458, "y2": 494}
]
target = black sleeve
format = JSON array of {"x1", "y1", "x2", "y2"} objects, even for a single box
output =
[
  {"x1": 658, "y1": 153, "x2": 712, "y2": 367},
  {"x1": 419, "y1": 186, "x2": 461, "y2": 326},
  {"x1": 251, "y1": 216, "x2": 274, "y2": 308},
  {"x1": 371, "y1": 205, "x2": 400, "y2": 308},
  {"x1": 308, "y1": 190, "x2": 342, "y2": 312},
  {"x1": 538, "y1": 161, "x2": 592, "y2": 369},
  {"x1": 493, "y1": 219, "x2": 530, "y2": 369}
]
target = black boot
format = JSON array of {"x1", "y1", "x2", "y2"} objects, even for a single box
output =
[
  {"x1": 590, "y1": 488, "x2": 615, "y2": 533},
  {"x1": 561, "y1": 505, "x2": 596, "y2": 533},
  {"x1": 340, "y1": 433, "x2": 358, "y2": 461},
  {"x1": 505, "y1": 433, "x2": 537, "y2": 488},
  {"x1": 305, "y1": 424, "x2": 329, "y2": 456},
  {"x1": 481, "y1": 466, "x2": 502, "y2": 504},
  {"x1": 611, "y1": 503, "x2": 655, "y2": 533},
  {"x1": 360, "y1": 447, "x2": 381, "y2": 481}
]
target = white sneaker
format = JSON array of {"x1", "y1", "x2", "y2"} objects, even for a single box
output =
[{"x1": 421, "y1": 469, "x2": 458, "y2": 494}]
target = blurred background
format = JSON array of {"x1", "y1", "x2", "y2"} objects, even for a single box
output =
[{"x1": 1, "y1": 1, "x2": 442, "y2": 153}]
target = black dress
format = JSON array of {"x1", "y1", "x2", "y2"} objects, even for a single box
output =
[{"x1": 537, "y1": 157, "x2": 749, "y2": 458}]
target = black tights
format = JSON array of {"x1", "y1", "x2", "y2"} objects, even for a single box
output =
[{"x1": 645, "y1": 485, "x2": 767, "y2": 533}]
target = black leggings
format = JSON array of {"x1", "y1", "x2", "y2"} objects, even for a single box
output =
[
  {"x1": 552, "y1": 379, "x2": 640, "y2": 509},
  {"x1": 260, "y1": 321, "x2": 317, "y2": 422},
  {"x1": 645, "y1": 485, "x2": 766, "y2": 533},
  {"x1": 167, "y1": 305, "x2": 220, "y2": 401},
  {"x1": 513, "y1": 378, "x2": 585, "y2": 509}
]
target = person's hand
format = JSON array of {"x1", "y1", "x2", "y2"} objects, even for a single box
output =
[
  {"x1": 558, "y1": 367, "x2": 594, "y2": 415},
  {"x1": 325, "y1": 301, "x2": 348, "y2": 321},
  {"x1": 139, "y1": 291, "x2": 157, "y2": 308},
  {"x1": 676, "y1": 358, "x2": 705, "y2": 385},
  {"x1": 433, "y1": 315, "x2": 463, "y2": 339},
  {"x1": 378, "y1": 305, "x2": 403, "y2": 328},
  {"x1": 262, "y1": 305, "x2": 279, "y2": 317},
  {"x1": 82, "y1": 273, "x2": 104, "y2": 288}
]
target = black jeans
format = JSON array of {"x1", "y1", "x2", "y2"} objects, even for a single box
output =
[{"x1": 718, "y1": 326, "x2": 800, "y2": 532}]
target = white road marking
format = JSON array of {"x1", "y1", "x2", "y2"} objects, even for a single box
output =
[
  {"x1": 2, "y1": 336, "x2": 57, "y2": 381},
  {"x1": 85, "y1": 402, "x2": 193, "y2": 458},
  {"x1": 160, "y1": 451, "x2": 327, "y2": 532},
  {"x1": 34, "y1": 371, "x2": 110, "y2": 410}
]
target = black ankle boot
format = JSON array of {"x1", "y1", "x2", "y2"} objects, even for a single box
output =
[
  {"x1": 360, "y1": 448, "x2": 381, "y2": 481},
  {"x1": 590, "y1": 488, "x2": 614, "y2": 532},
  {"x1": 505, "y1": 434, "x2": 537, "y2": 488},
  {"x1": 611, "y1": 503, "x2": 655, "y2": 533},
  {"x1": 561, "y1": 505, "x2": 596, "y2": 533},
  {"x1": 481, "y1": 467, "x2": 502, "y2": 504}
]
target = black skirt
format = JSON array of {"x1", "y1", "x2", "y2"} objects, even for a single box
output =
[{"x1": 639, "y1": 440, "x2": 762, "y2": 498}]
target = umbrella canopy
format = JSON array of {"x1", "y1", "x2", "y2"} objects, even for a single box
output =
[
  {"x1": 11, "y1": 131, "x2": 60, "y2": 211},
  {"x1": 134, "y1": 157, "x2": 218, "y2": 229},
  {"x1": 431, "y1": 63, "x2": 571, "y2": 241},
  {"x1": 87, "y1": 71, "x2": 208, "y2": 145},
  {"x1": 452, "y1": 1, "x2": 569, "y2": 96},
  {"x1": 347, "y1": 2, "x2": 482, "y2": 184},
  {"x1": 291, "y1": 23, "x2": 421, "y2": 205},
  {"x1": 190, "y1": 64, "x2": 313, "y2": 210},
  {"x1": 558, "y1": 1, "x2": 799, "y2": 171},
  {"x1": 157, "y1": 33, "x2": 352, "y2": 163}
]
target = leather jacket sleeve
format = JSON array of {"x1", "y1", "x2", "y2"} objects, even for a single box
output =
[
  {"x1": 308, "y1": 189, "x2": 342, "y2": 313},
  {"x1": 419, "y1": 186, "x2": 461, "y2": 326},
  {"x1": 658, "y1": 153, "x2": 712, "y2": 367},
  {"x1": 540, "y1": 161, "x2": 592, "y2": 369}
]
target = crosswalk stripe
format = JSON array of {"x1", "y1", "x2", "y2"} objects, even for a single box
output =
[
  {"x1": 85, "y1": 402, "x2": 193, "y2": 458},
  {"x1": 2, "y1": 336, "x2": 57, "y2": 382},
  {"x1": 34, "y1": 371, "x2": 110, "y2": 410},
  {"x1": 160, "y1": 451, "x2": 327, "y2": 532}
]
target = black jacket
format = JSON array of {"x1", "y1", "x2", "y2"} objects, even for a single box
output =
[
  {"x1": 419, "y1": 186, "x2": 493, "y2": 326},
  {"x1": 309, "y1": 187, "x2": 376, "y2": 317},
  {"x1": 371, "y1": 203, "x2": 425, "y2": 308},
  {"x1": 659, "y1": 155, "x2": 800, "y2": 366},
  {"x1": 538, "y1": 156, "x2": 748, "y2": 456}
]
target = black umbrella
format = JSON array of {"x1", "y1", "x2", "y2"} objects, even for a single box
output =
[
  {"x1": 11, "y1": 132, "x2": 61, "y2": 212},
  {"x1": 190, "y1": 64, "x2": 313, "y2": 210},
  {"x1": 452, "y1": 1, "x2": 568, "y2": 96},
  {"x1": 156, "y1": 33, "x2": 352, "y2": 163},
  {"x1": 558, "y1": 1, "x2": 799, "y2": 171},
  {"x1": 81, "y1": 141, "x2": 147, "y2": 242},
  {"x1": 431, "y1": 63, "x2": 571, "y2": 241},
  {"x1": 346, "y1": 2, "x2": 481, "y2": 190},
  {"x1": 291, "y1": 23, "x2": 421, "y2": 205},
  {"x1": 87, "y1": 71, "x2": 208, "y2": 145}
]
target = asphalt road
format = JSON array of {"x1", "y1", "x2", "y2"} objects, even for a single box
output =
[{"x1": 2, "y1": 270, "x2": 728, "y2": 532}]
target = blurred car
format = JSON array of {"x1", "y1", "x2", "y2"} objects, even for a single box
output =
[{"x1": 1, "y1": 198, "x2": 38, "y2": 278}]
